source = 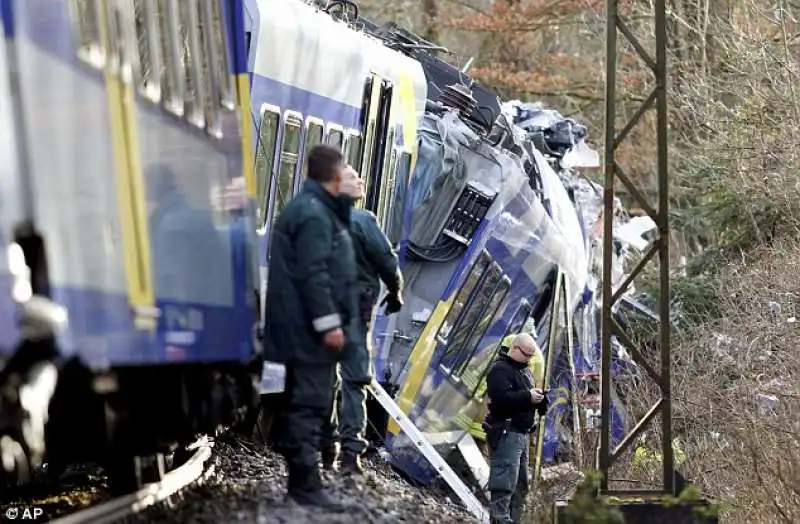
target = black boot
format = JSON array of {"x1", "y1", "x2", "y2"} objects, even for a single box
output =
[
  {"x1": 287, "y1": 464, "x2": 346, "y2": 511},
  {"x1": 339, "y1": 452, "x2": 364, "y2": 475},
  {"x1": 321, "y1": 443, "x2": 339, "y2": 471}
]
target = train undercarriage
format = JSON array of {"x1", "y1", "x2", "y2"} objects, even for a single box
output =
[
  {"x1": 2, "y1": 349, "x2": 258, "y2": 494},
  {"x1": 0, "y1": 232, "x2": 258, "y2": 493}
]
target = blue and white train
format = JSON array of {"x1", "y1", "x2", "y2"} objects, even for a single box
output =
[
  {"x1": 0, "y1": 0, "x2": 649, "y2": 498},
  {"x1": 0, "y1": 0, "x2": 260, "y2": 491},
  {"x1": 244, "y1": 0, "x2": 428, "y2": 301},
  {"x1": 244, "y1": 0, "x2": 646, "y2": 489}
]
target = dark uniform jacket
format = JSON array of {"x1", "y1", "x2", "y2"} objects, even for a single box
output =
[
  {"x1": 485, "y1": 354, "x2": 537, "y2": 434},
  {"x1": 350, "y1": 209, "x2": 402, "y2": 323},
  {"x1": 263, "y1": 180, "x2": 359, "y2": 365}
]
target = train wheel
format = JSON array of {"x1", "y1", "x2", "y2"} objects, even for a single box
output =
[{"x1": 104, "y1": 401, "x2": 138, "y2": 495}]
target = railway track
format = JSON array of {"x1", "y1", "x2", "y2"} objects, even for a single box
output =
[{"x1": 46, "y1": 436, "x2": 215, "y2": 524}]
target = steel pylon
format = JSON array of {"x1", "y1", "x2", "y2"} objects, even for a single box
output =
[{"x1": 599, "y1": 0, "x2": 674, "y2": 495}]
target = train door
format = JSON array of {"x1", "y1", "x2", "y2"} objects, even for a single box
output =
[
  {"x1": 4, "y1": 0, "x2": 255, "y2": 367},
  {"x1": 355, "y1": 72, "x2": 415, "y2": 244},
  {"x1": 358, "y1": 73, "x2": 393, "y2": 212},
  {"x1": 0, "y1": 0, "x2": 127, "y2": 367},
  {"x1": 108, "y1": 0, "x2": 257, "y2": 364}
]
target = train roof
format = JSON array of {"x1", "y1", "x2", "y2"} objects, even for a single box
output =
[
  {"x1": 247, "y1": 0, "x2": 428, "y2": 125},
  {"x1": 357, "y1": 20, "x2": 502, "y2": 130}
]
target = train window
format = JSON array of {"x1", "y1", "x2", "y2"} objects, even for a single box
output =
[
  {"x1": 376, "y1": 140, "x2": 396, "y2": 231},
  {"x1": 179, "y1": 0, "x2": 206, "y2": 129},
  {"x1": 196, "y1": 0, "x2": 222, "y2": 136},
  {"x1": 70, "y1": 0, "x2": 105, "y2": 68},
  {"x1": 157, "y1": 0, "x2": 186, "y2": 116},
  {"x1": 132, "y1": 0, "x2": 161, "y2": 101},
  {"x1": 472, "y1": 298, "x2": 535, "y2": 397},
  {"x1": 444, "y1": 263, "x2": 503, "y2": 368},
  {"x1": 359, "y1": 76, "x2": 381, "y2": 206},
  {"x1": 301, "y1": 118, "x2": 325, "y2": 179},
  {"x1": 206, "y1": 0, "x2": 236, "y2": 111},
  {"x1": 344, "y1": 130, "x2": 363, "y2": 174},
  {"x1": 110, "y1": 1, "x2": 141, "y2": 89},
  {"x1": 326, "y1": 124, "x2": 345, "y2": 150},
  {"x1": 461, "y1": 298, "x2": 533, "y2": 398},
  {"x1": 272, "y1": 113, "x2": 303, "y2": 224},
  {"x1": 388, "y1": 151, "x2": 412, "y2": 245},
  {"x1": 506, "y1": 300, "x2": 534, "y2": 341},
  {"x1": 254, "y1": 105, "x2": 280, "y2": 231},
  {"x1": 436, "y1": 250, "x2": 492, "y2": 343},
  {"x1": 453, "y1": 276, "x2": 512, "y2": 377},
  {"x1": 366, "y1": 80, "x2": 394, "y2": 213},
  {"x1": 362, "y1": 121, "x2": 377, "y2": 199}
]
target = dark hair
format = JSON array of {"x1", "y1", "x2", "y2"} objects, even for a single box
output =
[{"x1": 307, "y1": 144, "x2": 344, "y2": 182}]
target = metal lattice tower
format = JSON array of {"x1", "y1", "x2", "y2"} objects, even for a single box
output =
[{"x1": 599, "y1": 0, "x2": 673, "y2": 496}]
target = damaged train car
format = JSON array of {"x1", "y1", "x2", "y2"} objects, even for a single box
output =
[{"x1": 366, "y1": 52, "x2": 656, "y2": 486}]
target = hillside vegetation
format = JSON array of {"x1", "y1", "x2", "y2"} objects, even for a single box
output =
[{"x1": 358, "y1": 0, "x2": 800, "y2": 522}]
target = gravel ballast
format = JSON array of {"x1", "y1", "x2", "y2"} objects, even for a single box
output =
[{"x1": 127, "y1": 436, "x2": 480, "y2": 524}]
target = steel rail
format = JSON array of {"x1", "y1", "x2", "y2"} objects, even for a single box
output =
[{"x1": 49, "y1": 436, "x2": 215, "y2": 524}]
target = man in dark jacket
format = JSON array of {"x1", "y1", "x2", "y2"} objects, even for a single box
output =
[
  {"x1": 263, "y1": 145, "x2": 358, "y2": 510},
  {"x1": 484, "y1": 333, "x2": 547, "y2": 524},
  {"x1": 320, "y1": 166, "x2": 403, "y2": 474}
]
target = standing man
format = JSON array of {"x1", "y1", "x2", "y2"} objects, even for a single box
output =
[
  {"x1": 461, "y1": 319, "x2": 545, "y2": 452},
  {"x1": 484, "y1": 333, "x2": 547, "y2": 524},
  {"x1": 320, "y1": 166, "x2": 403, "y2": 474},
  {"x1": 263, "y1": 145, "x2": 358, "y2": 510}
]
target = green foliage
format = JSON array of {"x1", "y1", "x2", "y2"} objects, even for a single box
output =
[
  {"x1": 559, "y1": 473, "x2": 722, "y2": 524},
  {"x1": 560, "y1": 472, "x2": 624, "y2": 524},
  {"x1": 661, "y1": 485, "x2": 721, "y2": 521}
]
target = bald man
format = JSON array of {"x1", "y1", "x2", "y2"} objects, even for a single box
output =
[{"x1": 483, "y1": 333, "x2": 546, "y2": 524}]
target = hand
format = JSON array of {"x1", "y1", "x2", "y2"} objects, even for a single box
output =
[
  {"x1": 323, "y1": 328, "x2": 345, "y2": 351},
  {"x1": 380, "y1": 292, "x2": 403, "y2": 315},
  {"x1": 530, "y1": 388, "x2": 544, "y2": 404}
]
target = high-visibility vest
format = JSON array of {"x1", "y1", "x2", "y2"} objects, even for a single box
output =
[{"x1": 633, "y1": 438, "x2": 686, "y2": 468}]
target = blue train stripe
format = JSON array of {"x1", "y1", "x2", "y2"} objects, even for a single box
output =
[
  {"x1": 250, "y1": 73, "x2": 361, "y2": 130},
  {"x1": 228, "y1": 0, "x2": 249, "y2": 75},
  {"x1": 0, "y1": 275, "x2": 17, "y2": 356},
  {"x1": 0, "y1": 0, "x2": 14, "y2": 38},
  {"x1": 243, "y1": 0, "x2": 261, "y2": 72},
  {"x1": 50, "y1": 285, "x2": 254, "y2": 367}
]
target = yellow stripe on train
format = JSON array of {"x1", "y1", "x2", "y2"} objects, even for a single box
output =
[
  {"x1": 97, "y1": 1, "x2": 155, "y2": 324},
  {"x1": 388, "y1": 295, "x2": 454, "y2": 436},
  {"x1": 236, "y1": 73, "x2": 256, "y2": 197},
  {"x1": 396, "y1": 71, "x2": 419, "y2": 162},
  {"x1": 386, "y1": 71, "x2": 430, "y2": 436}
]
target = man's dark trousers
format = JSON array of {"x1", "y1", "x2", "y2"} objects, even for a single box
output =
[
  {"x1": 488, "y1": 430, "x2": 530, "y2": 524},
  {"x1": 276, "y1": 363, "x2": 338, "y2": 476},
  {"x1": 340, "y1": 317, "x2": 371, "y2": 456},
  {"x1": 322, "y1": 317, "x2": 371, "y2": 458}
]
